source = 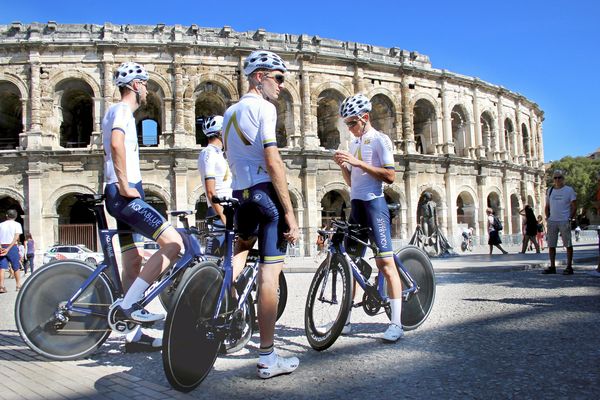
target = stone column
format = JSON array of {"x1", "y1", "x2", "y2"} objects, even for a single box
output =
[
  {"x1": 26, "y1": 50, "x2": 44, "y2": 150},
  {"x1": 302, "y1": 163, "x2": 320, "y2": 256},
  {"x1": 404, "y1": 167, "x2": 419, "y2": 235},
  {"x1": 26, "y1": 162, "x2": 44, "y2": 251},
  {"x1": 502, "y1": 174, "x2": 512, "y2": 234},
  {"x1": 444, "y1": 166, "x2": 456, "y2": 242},
  {"x1": 472, "y1": 86, "x2": 486, "y2": 159},
  {"x1": 353, "y1": 64, "x2": 364, "y2": 94},
  {"x1": 476, "y1": 174, "x2": 487, "y2": 241},
  {"x1": 171, "y1": 59, "x2": 185, "y2": 148},
  {"x1": 496, "y1": 95, "x2": 506, "y2": 161},
  {"x1": 172, "y1": 163, "x2": 189, "y2": 223},
  {"x1": 400, "y1": 74, "x2": 415, "y2": 154},
  {"x1": 441, "y1": 81, "x2": 454, "y2": 155},
  {"x1": 300, "y1": 59, "x2": 319, "y2": 149}
]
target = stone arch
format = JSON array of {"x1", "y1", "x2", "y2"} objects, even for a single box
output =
[
  {"x1": 45, "y1": 70, "x2": 101, "y2": 98},
  {"x1": 0, "y1": 72, "x2": 28, "y2": 99},
  {"x1": 384, "y1": 185, "x2": 405, "y2": 239},
  {"x1": 369, "y1": 92, "x2": 396, "y2": 136},
  {"x1": 142, "y1": 182, "x2": 172, "y2": 207},
  {"x1": 54, "y1": 78, "x2": 95, "y2": 148},
  {"x1": 193, "y1": 80, "x2": 233, "y2": 146},
  {"x1": 486, "y1": 189, "x2": 502, "y2": 215},
  {"x1": 288, "y1": 187, "x2": 306, "y2": 210},
  {"x1": 320, "y1": 189, "x2": 349, "y2": 227},
  {"x1": 451, "y1": 104, "x2": 471, "y2": 157},
  {"x1": 521, "y1": 121, "x2": 530, "y2": 158},
  {"x1": 142, "y1": 187, "x2": 169, "y2": 219},
  {"x1": 312, "y1": 81, "x2": 352, "y2": 104},
  {"x1": 0, "y1": 80, "x2": 25, "y2": 149},
  {"x1": 412, "y1": 97, "x2": 439, "y2": 155},
  {"x1": 135, "y1": 79, "x2": 165, "y2": 147},
  {"x1": 43, "y1": 184, "x2": 96, "y2": 216},
  {"x1": 0, "y1": 188, "x2": 25, "y2": 211},
  {"x1": 316, "y1": 181, "x2": 351, "y2": 203},
  {"x1": 503, "y1": 117, "x2": 515, "y2": 157},
  {"x1": 456, "y1": 189, "x2": 477, "y2": 229},
  {"x1": 275, "y1": 88, "x2": 294, "y2": 148},
  {"x1": 480, "y1": 110, "x2": 496, "y2": 158},
  {"x1": 316, "y1": 88, "x2": 346, "y2": 150},
  {"x1": 147, "y1": 71, "x2": 173, "y2": 99},
  {"x1": 184, "y1": 73, "x2": 238, "y2": 101},
  {"x1": 510, "y1": 192, "x2": 521, "y2": 234}
]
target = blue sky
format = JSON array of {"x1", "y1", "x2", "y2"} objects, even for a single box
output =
[{"x1": 2, "y1": 0, "x2": 598, "y2": 161}]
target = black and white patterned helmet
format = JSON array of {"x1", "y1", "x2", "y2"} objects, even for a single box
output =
[
  {"x1": 340, "y1": 94, "x2": 372, "y2": 118},
  {"x1": 113, "y1": 62, "x2": 149, "y2": 87},
  {"x1": 243, "y1": 50, "x2": 287, "y2": 76},
  {"x1": 202, "y1": 116, "x2": 224, "y2": 137}
]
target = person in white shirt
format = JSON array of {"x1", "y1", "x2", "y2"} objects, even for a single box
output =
[
  {"x1": 542, "y1": 169, "x2": 577, "y2": 275},
  {"x1": 223, "y1": 50, "x2": 299, "y2": 379},
  {"x1": 197, "y1": 115, "x2": 232, "y2": 255},
  {"x1": 333, "y1": 93, "x2": 404, "y2": 343},
  {"x1": 0, "y1": 209, "x2": 23, "y2": 293}
]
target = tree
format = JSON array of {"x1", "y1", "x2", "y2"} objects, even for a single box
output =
[{"x1": 547, "y1": 156, "x2": 600, "y2": 214}]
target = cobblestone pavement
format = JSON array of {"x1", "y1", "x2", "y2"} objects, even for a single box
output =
[{"x1": 1, "y1": 254, "x2": 599, "y2": 399}]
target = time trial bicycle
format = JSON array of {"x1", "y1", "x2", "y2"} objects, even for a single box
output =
[
  {"x1": 305, "y1": 218, "x2": 436, "y2": 350},
  {"x1": 14, "y1": 193, "x2": 206, "y2": 360}
]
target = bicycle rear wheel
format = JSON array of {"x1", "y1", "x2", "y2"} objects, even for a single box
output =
[
  {"x1": 392, "y1": 246, "x2": 436, "y2": 331},
  {"x1": 304, "y1": 253, "x2": 352, "y2": 351},
  {"x1": 162, "y1": 261, "x2": 223, "y2": 392},
  {"x1": 15, "y1": 260, "x2": 114, "y2": 360}
]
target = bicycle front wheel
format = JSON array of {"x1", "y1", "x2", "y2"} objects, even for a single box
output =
[
  {"x1": 162, "y1": 261, "x2": 223, "y2": 392},
  {"x1": 304, "y1": 253, "x2": 352, "y2": 351},
  {"x1": 393, "y1": 246, "x2": 436, "y2": 331},
  {"x1": 15, "y1": 260, "x2": 114, "y2": 360}
]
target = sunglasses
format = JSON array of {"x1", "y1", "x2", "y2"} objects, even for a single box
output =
[
  {"x1": 345, "y1": 120, "x2": 359, "y2": 128},
  {"x1": 265, "y1": 73, "x2": 285, "y2": 84},
  {"x1": 553, "y1": 176, "x2": 564, "y2": 180}
]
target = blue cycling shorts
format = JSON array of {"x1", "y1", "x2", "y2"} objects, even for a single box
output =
[
  {"x1": 104, "y1": 182, "x2": 171, "y2": 253},
  {"x1": 204, "y1": 207, "x2": 225, "y2": 257},
  {"x1": 0, "y1": 246, "x2": 20, "y2": 271},
  {"x1": 232, "y1": 182, "x2": 288, "y2": 264},
  {"x1": 347, "y1": 197, "x2": 394, "y2": 259}
]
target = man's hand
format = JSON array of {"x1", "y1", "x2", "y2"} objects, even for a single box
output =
[
  {"x1": 334, "y1": 150, "x2": 361, "y2": 168},
  {"x1": 0, "y1": 248, "x2": 7, "y2": 256},
  {"x1": 283, "y1": 212, "x2": 299, "y2": 244},
  {"x1": 118, "y1": 186, "x2": 141, "y2": 199}
]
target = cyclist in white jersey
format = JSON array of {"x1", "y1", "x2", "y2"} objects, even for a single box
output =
[
  {"x1": 102, "y1": 62, "x2": 183, "y2": 352},
  {"x1": 223, "y1": 50, "x2": 299, "y2": 379},
  {"x1": 197, "y1": 115, "x2": 232, "y2": 224},
  {"x1": 334, "y1": 93, "x2": 404, "y2": 342}
]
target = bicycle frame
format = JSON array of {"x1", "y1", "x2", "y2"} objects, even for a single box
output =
[
  {"x1": 323, "y1": 223, "x2": 419, "y2": 304},
  {"x1": 62, "y1": 196, "x2": 203, "y2": 319}
]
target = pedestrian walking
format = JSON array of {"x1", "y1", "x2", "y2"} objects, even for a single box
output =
[
  {"x1": 536, "y1": 215, "x2": 545, "y2": 251},
  {"x1": 542, "y1": 169, "x2": 577, "y2": 275},
  {"x1": 24, "y1": 232, "x2": 35, "y2": 274},
  {"x1": 487, "y1": 208, "x2": 508, "y2": 255},
  {"x1": 519, "y1": 205, "x2": 540, "y2": 253},
  {"x1": 0, "y1": 209, "x2": 23, "y2": 293}
]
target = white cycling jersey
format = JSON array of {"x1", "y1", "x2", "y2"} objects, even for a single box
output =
[
  {"x1": 348, "y1": 128, "x2": 395, "y2": 201},
  {"x1": 102, "y1": 102, "x2": 142, "y2": 184},
  {"x1": 223, "y1": 93, "x2": 278, "y2": 190},
  {"x1": 197, "y1": 144, "x2": 233, "y2": 207}
]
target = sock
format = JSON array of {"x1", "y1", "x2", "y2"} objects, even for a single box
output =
[
  {"x1": 345, "y1": 307, "x2": 352, "y2": 325},
  {"x1": 126, "y1": 326, "x2": 142, "y2": 343},
  {"x1": 390, "y1": 298, "x2": 402, "y2": 327},
  {"x1": 121, "y1": 278, "x2": 150, "y2": 309},
  {"x1": 258, "y1": 345, "x2": 276, "y2": 366}
]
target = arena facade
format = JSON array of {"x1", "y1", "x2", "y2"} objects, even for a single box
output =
[{"x1": 0, "y1": 22, "x2": 545, "y2": 256}]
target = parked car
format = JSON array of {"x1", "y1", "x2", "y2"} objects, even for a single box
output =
[
  {"x1": 142, "y1": 241, "x2": 160, "y2": 263},
  {"x1": 43, "y1": 244, "x2": 104, "y2": 266}
]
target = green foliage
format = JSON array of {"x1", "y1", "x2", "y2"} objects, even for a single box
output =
[{"x1": 547, "y1": 156, "x2": 600, "y2": 212}]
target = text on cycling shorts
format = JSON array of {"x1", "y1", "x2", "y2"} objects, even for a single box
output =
[{"x1": 346, "y1": 197, "x2": 394, "y2": 259}]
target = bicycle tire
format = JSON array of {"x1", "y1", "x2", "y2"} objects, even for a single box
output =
[
  {"x1": 162, "y1": 261, "x2": 223, "y2": 392},
  {"x1": 15, "y1": 260, "x2": 114, "y2": 360},
  {"x1": 157, "y1": 261, "x2": 199, "y2": 312},
  {"x1": 224, "y1": 293, "x2": 255, "y2": 354},
  {"x1": 304, "y1": 253, "x2": 353, "y2": 351},
  {"x1": 388, "y1": 246, "x2": 436, "y2": 331},
  {"x1": 252, "y1": 270, "x2": 288, "y2": 328}
]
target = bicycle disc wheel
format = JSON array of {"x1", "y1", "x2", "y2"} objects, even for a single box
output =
[
  {"x1": 162, "y1": 261, "x2": 223, "y2": 392},
  {"x1": 158, "y1": 262, "x2": 198, "y2": 312},
  {"x1": 15, "y1": 261, "x2": 114, "y2": 360},
  {"x1": 224, "y1": 293, "x2": 255, "y2": 354},
  {"x1": 391, "y1": 246, "x2": 436, "y2": 331},
  {"x1": 276, "y1": 271, "x2": 288, "y2": 321},
  {"x1": 304, "y1": 253, "x2": 352, "y2": 351}
]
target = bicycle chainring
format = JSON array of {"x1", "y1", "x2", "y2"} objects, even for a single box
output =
[
  {"x1": 107, "y1": 299, "x2": 137, "y2": 335},
  {"x1": 362, "y1": 291, "x2": 381, "y2": 316}
]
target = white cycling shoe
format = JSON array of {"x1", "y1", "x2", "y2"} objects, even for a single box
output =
[
  {"x1": 257, "y1": 355, "x2": 299, "y2": 379},
  {"x1": 341, "y1": 323, "x2": 352, "y2": 335},
  {"x1": 382, "y1": 323, "x2": 404, "y2": 342}
]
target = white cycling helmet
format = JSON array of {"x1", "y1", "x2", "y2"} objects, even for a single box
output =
[
  {"x1": 243, "y1": 50, "x2": 287, "y2": 76},
  {"x1": 340, "y1": 94, "x2": 372, "y2": 118},
  {"x1": 202, "y1": 116, "x2": 224, "y2": 137},
  {"x1": 113, "y1": 62, "x2": 149, "y2": 87}
]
